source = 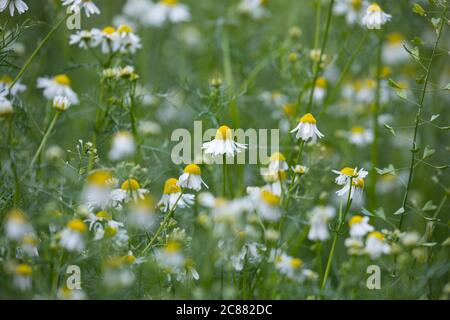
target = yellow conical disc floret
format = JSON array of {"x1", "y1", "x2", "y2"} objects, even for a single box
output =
[
  {"x1": 299, "y1": 113, "x2": 317, "y2": 124},
  {"x1": 349, "y1": 215, "x2": 364, "y2": 227},
  {"x1": 95, "y1": 210, "x2": 112, "y2": 220},
  {"x1": 67, "y1": 219, "x2": 87, "y2": 233},
  {"x1": 8, "y1": 209, "x2": 26, "y2": 222},
  {"x1": 184, "y1": 164, "x2": 201, "y2": 175},
  {"x1": 367, "y1": 3, "x2": 381, "y2": 13},
  {"x1": 54, "y1": 74, "x2": 71, "y2": 86},
  {"x1": 290, "y1": 258, "x2": 303, "y2": 269},
  {"x1": 351, "y1": 0, "x2": 362, "y2": 10},
  {"x1": 15, "y1": 264, "x2": 32, "y2": 276},
  {"x1": 215, "y1": 125, "x2": 232, "y2": 140},
  {"x1": 163, "y1": 178, "x2": 181, "y2": 194},
  {"x1": 353, "y1": 178, "x2": 365, "y2": 188},
  {"x1": 387, "y1": 32, "x2": 404, "y2": 44},
  {"x1": 87, "y1": 169, "x2": 113, "y2": 187},
  {"x1": 165, "y1": 241, "x2": 181, "y2": 253},
  {"x1": 121, "y1": 178, "x2": 140, "y2": 191},
  {"x1": 0, "y1": 75, "x2": 13, "y2": 83},
  {"x1": 315, "y1": 77, "x2": 327, "y2": 88},
  {"x1": 118, "y1": 24, "x2": 133, "y2": 33},
  {"x1": 162, "y1": 0, "x2": 178, "y2": 5},
  {"x1": 261, "y1": 190, "x2": 280, "y2": 206},
  {"x1": 102, "y1": 26, "x2": 116, "y2": 34},
  {"x1": 270, "y1": 152, "x2": 286, "y2": 162},
  {"x1": 351, "y1": 126, "x2": 365, "y2": 134},
  {"x1": 368, "y1": 231, "x2": 385, "y2": 241},
  {"x1": 340, "y1": 167, "x2": 356, "y2": 177}
]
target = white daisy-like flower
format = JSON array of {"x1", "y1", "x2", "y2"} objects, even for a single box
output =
[
  {"x1": 307, "y1": 205, "x2": 336, "y2": 241},
  {"x1": 108, "y1": 131, "x2": 136, "y2": 161},
  {"x1": 0, "y1": 0, "x2": 28, "y2": 16},
  {"x1": 249, "y1": 188, "x2": 281, "y2": 222},
  {"x1": 0, "y1": 75, "x2": 26, "y2": 96},
  {"x1": 20, "y1": 234, "x2": 39, "y2": 257},
  {"x1": 313, "y1": 77, "x2": 327, "y2": 104},
  {"x1": 347, "y1": 126, "x2": 374, "y2": 146},
  {"x1": 260, "y1": 169, "x2": 285, "y2": 196},
  {"x1": 0, "y1": 93, "x2": 13, "y2": 117},
  {"x1": 110, "y1": 178, "x2": 149, "y2": 203},
  {"x1": 128, "y1": 195, "x2": 157, "y2": 230},
  {"x1": 143, "y1": 0, "x2": 191, "y2": 27},
  {"x1": 348, "y1": 215, "x2": 374, "y2": 238},
  {"x1": 361, "y1": 3, "x2": 391, "y2": 29},
  {"x1": 69, "y1": 30, "x2": 95, "y2": 49},
  {"x1": 37, "y1": 74, "x2": 79, "y2": 105},
  {"x1": 336, "y1": 177, "x2": 365, "y2": 201},
  {"x1": 177, "y1": 164, "x2": 208, "y2": 191},
  {"x1": 268, "y1": 152, "x2": 288, "y2": 173},
  {"x1": 62, "y1": 0, "x2": 100, "y2": 17},
  {"x1": 91, "y1": 26, "x2": 117, "y2": 54},
  {"x1": 333, "y1": 0, "x2": 368, "y2": 25},
  {"x1": 290, "y1": 113, "x2": 324, "y2": 142},
  {"x1": 274, "y1": 253, "x2": 303, "y2": 280},
  {"x1": 5, "y1": 209, "x2": 33, "y2": 240},
  {"x1": 53, "y1": 95, "x2": 71, "y2": 112},
  {"x1": 81, "y1": 170, "x2": 115, "y2": 212},
  {"x1": 259, "y1": 90, "x2": 288, "y2": 108},
  {"x1": 59, "y1": 219, "x2": 88, "y2": 252},
  {"x1": 292, "y1": 165, "x2": 309, "y2": 176},
  {"x1": 158, "y1": 178, "x2": 195, "y2": 212},
  {"x1": 365, "y1": 231, "x2": 390, "y2": 259},
  {"x1": 202, "y1": 125, "x2": 247, "y2": 157},
  {"x1": 92, "y1": 220, "x2": 129, "y2": 247},
  {"x1": 345, "y1": 237, "x2": 365, "y2": 255},
  {"x1": 13, "y1": 264, "x2": 32, "y2": 291},
  {"x1": 382, "y1": 32, "x2": 409, "y2": 65},
  {"x1": 155, "y1": 240, "x2": 185, "y2": 270},
  {"x1": 238, "y1": 0, "x2": 270, "y2": 20},
  {"x1": 57, "y1": 287, "x2": 87, "y2": 300},
  {"x1": 332, "y1": 167, "x2": 368, "y2": 185},
  {"x1": 114, "y1": 24, "x2": 142, "y2": 54}
]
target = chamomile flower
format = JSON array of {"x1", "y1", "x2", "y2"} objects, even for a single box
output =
[
  {"x1": 111, "y1": 178, "x2": 149, "y2": 203},
  {"x1": 13, "y1": 264, "x2": 32, "y2": 291},
  {"x1": 202, "y1": 125, "x2": 247, "y2": 157},
  {"x1": 333, "y1": 0, "x2": 367, "y2": 25},
  {"x1": 20, "y1": 234, "x2": 39, "y2": 257},
  {"x1": 348, "y1": 215, "x2": 374, "y2": 238},
  {"x1": 259, "y1": 90, "x2": 288, "y2": 108},
  {"x1": 5, "y1": 209, "x2": 33, "y2": 241},
  {"x1": 62, "y1": 0, "x2": 100, "y2": 17},
  {"x1": 332, "y1": 167, "x2": 368, "y2": 185},
  {"x1": 347, "y1": 126, "x2": 374, "y2": 146},
  {"x1": 69, "y1": 30, "x2": 96, "y2": 49},
  {"x1": 81, "y1": 169, "x2": 115, "y2": 212},
  {"x1": 290, "y1": 113, "x2": 324, "y2": 142},
  {"x1": 37, "y1": 74, "x2": 79, "y2": 105},
  {"x1": 177, "y1": 164, "x2": 208, "y2": 191},
  {"x1": 261, "y1": 168, "x2": 285, "y2": 196},
  {"x1": 115, "y1": 24, "x2": 142, "y2": 53},
  {"x1": 365, "y1": 231, "x2": 390, "y2": 259},
  {"x1": 249, "y1": 188, "x2": 281, "y2": 221},
  {"x1": 268, "y1": 152, "x2": 288, "y2": 173},
  {"x1": 128, "y1": 195, "x2": 157, "y2": 229},
  {"x1": 313, "y1": 77, "x2": 327, "y2": 104},
  {"x1": 60, "y1": 219, "x2": 88, "y2": 252},
  {"x1": 144, "y1": 0, "x2": 191, "y2": 27},
  {"x1": 292, "y1": 165, "x2": 309, "y2": 176},
  {"x1": 0, "y1": 0, "x2": 28, "y2": 16},
  {"x1": 307, "y1": 205, "x2": 336, "y2": 241},
  {"x1": 0, "y1": 94, "x2": 13, "y2": 117},
  {"x1": 345, "y1": 237, "x2": 365, "y2": 255},
  {"x1": 361, "y1": 3, "x2": 391, "y2": 30},
  {"x1": 57, "y1": 287, "x2": 87, "y2": 300},
  {"x1": 238, "y1": 0, "x2": 270, "y2": 20},
  {"x1": 336, "y1": 177, "x2": 366, "y2": 201},
  {"x1": 400, "y1": 231, "x2": 420, "y2": 247},
  {"x1": 158, "y1": 178, "x2": 195, "y2": 212},
  {"x1": 382, "y1": 32, "x2": 409, "y2": 65},
  {"x1": 92, "y1": 219, "x2": 129, "y2": 247},
  {"x1": 92, "y1": 26, "x2": 117, "y2": 53},
  {"x1": 155, "y1": 240, "x2": 185, "y2": 270},
  {"x1": 108, "y1": 131, "x2": 136, "y2": 161},
  {"x1": 274, "y1": 253, "x2": 304, "y2": 280},
  {"x1": 0, "y1": 75, "x2": 26, "y2": 96},
  {"x1": 53, "y1": 95, "x2": 71, "y2": 112}
]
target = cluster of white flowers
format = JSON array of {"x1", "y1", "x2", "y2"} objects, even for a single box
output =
[{"x1": 334, "y1": 1, "x2": 391, "y2": 29}]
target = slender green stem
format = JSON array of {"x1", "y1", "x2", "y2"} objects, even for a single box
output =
[
  {"x1": 322, "y1": 178, "x2": 353, "y2": 289},
  {"x1": 221, "y1": 26, "x2": 239, "y2": 126},
  {"x1": 399, "y1": 10, "x2": 446, "y2": 230},
  {"x1": 222, "y1": 154, "x2": 227, "y2": 197},
  {"x1": 9, "y1": 14, "x2": 68, "y2": 90},
  {"x1": 304, "y1": 0, "x2": 335, "y2": 114},
  {"x1": 140, "y1": 192, "x2": 183, "y2": 255},
  {"x1": 29, "y1": 111, "x2": 61, "y2": 171},
  {"x1": 7, "y1": 117, "x2": 20, "y2": 205}
]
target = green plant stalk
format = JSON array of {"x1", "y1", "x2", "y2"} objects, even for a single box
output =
[
  {"x1": 29, "y1": 111, "x2": 61, "y2": 171},
  {"x1": 141, "y1": 192, "x2": 184, "y2": 255},
  {"x1": 399, "y1": 11, "x2": 445, "y2": 230},
  {"x1": 9, "y1": 14, "x2": 68, "y2": 90},
  {"x1": 304, "y1": 0, "x2": 335, "y2": 114},
  {"x1": 221, "y1": 27, "x2": 239, "y2": 127},
  {"x1": 223, "y1": 154, "x2": 227, "y2": 197},
  {"x1": 369, "y1": 34, "x2": 383, "y2": 210},
  {"x1": 7, "y1": 117, "x2": 20, "y2": 205},
  {"x1": 321, "y1": 178, "x2": 353, "y2": 289}
]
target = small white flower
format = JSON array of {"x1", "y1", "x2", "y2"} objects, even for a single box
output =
[
  {"x1": 0, "y1": 0, "x2": 28, "y2": 16},
  {"x1": 238, "y1": 0, "x2": 270, "y2": 20},
  {"x1": 143, "y1": 0, "x2": 191, "y2": 27},
  {"x1": 365, "y1": 231, "x2": 390, "y2": 259},
  {"x1": 13, "y1": 264, "x2": 32, "y2": 291},
  {"x1": 313, "y1": 77, "x2": 327, "y2": 104},
  {"x1": 333, "y1": 0, "x2": 368, "y2": 25},
  {"x1": 128, "y1": 195, "x2": 157, "y2": 230},
  {"x1": 248, "y1": 188, "x2": 281, "y2": 221},
  {"x1": 307, "y1": 206, "x2": 336, "y2": 241},
  {"x1": 290, "y1": 113, "x2": 324, "y2": 142},
  {"x1": 158, "y1": 178, "x2": 195, "y2": 212},
  {"x1": 53, "y1": 96, "x2": 71, "y2": 111},
  {"x1": 5, "y1": 209, "x2": 32, "y2": 240},
  {"x1": 0, "y1": 75, "x2": 26, "y2": 96},
  {"x1": 62, "y1": 0, "x2": 100, "y2": 17},
  {"x1": 110, "y1": 178, "x2": 149, "y2": 203},
  {"x1": 177, "y1": 164, "x2": 208, "y2": 191},
  {"x1": 347, "y1": 126, "x2": 373, "y2": 146},
  {"x1": 0, "y1": 94, "x2": 13, "y2": 117},
  {"x1": 114, "y1": 24, "x2": 142, "y2": 54},
  {"x1": 81, "y1": 170, "x2": 114, "y2": 212},
  {"x1": 332, "y1": 167, "x2": 368, "y2": 185},
  {"x1": 108, "y1": 131, "x2": 136, "y2": 161},
  {"x1": 382, "y1": 32, "x2": 409, "y2": 65},
  {"x1": 268, "y1": 152, "x2": 288, "y2": 173},
  {"x1": 274, "y1": 252, "x2": 304, "y2": 280},
  {"x1": 400, "y1": 231, "x2": 420, "y2": 247},
  {"x1": 69, "y1": 30, "x2": 95, "y2": 49},
  {"x1": 20, "y1": 234, "x2": 39, "y2": 257},
  {"x1": 202, "y1": 125, "x2": 247, "y2": 157},
  {"x1": 348, "y1": 215, "x2": 374, "y2": 238},
  {"x1": 336, "y1": 177, "x2": 365, "y2": 201},
  {"x1": 37, "y1": 74, "x2": 79, "y2": 104},
  {"x1": 361, "y1": 3, "x2": 391, "y2": 29},
  {"x1": 60, "y1": 219, "x2": 88, "y2": 252},
  {"x1": 155, "y1": 240, "x2": 185, "y2": 270}
]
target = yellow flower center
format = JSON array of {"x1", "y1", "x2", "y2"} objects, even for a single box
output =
[
  {"x1": 353, "y1": 178, "x2": 365, "y2": 188},
  {"x1": 270, "y1": 152, "x2": 286, "y2": 162},
  {"x1": 367, "y1": 3, "x2": 382, "y2": 13},
  {"x1": 261, "y1": 190, "x2": 280, "y2": 206},
  {"x1": 165, "y1": 241, "x2": 181, "y2": 253},
  {"x1": 381, "y1": 66, "x2": 392, "y2": 78},
  {"x1": 117, "y1": 24, "x2": 133, "y2": 33},
  {"x1": 22, "y1": 235, "x2": 38, "y2": 246},
  {"x1": 124, "y1": 254, "x2": 136, "y2": 264},
  {"x1": 8, "y1": 209, "x2": 26, "y2": 222},
  {"x1": 136, "y1": 195, "x2": 156, "y2": 208},
  {"x1": 67, "y1": 219, "x2": 87, "y2": 233},
  {"x1": 53, "y1": 74, "x2": 71, "y2": 86},
  {"x1": 351, "y1": 126, "x2": 365, "y2": 134},
  {"x1": 121, "y1": 178, "x2": 140, "y2": 191},
  {"x1": 290, "y1": 258, "x2": 303, "y2": 269},
  {"x1": 351, "y1": 0, "x2": 362, "y2": 10},
  {"x1": 349, "y1": 215, "x2": 364, "y2": 227},
  {"x1": 162, "y1": 0, "x2": 178, "y2": 5},
  {"x1": 102, "y1": 26, "x2": 116, "y2": 34},
  {"x1": 215, "y1": 125, "x2": 232, "y2": 140},
  {"x1": 369, "y1": 231, "x2": 385, "y2": 241},
  {"x1": 87, "y1": 170, "x2": 113, "y2": 187},
  {"x1": 365, "y1": 78, "x2": 376, "y2": 89},
  {"x1": 104, "y1": 226, "x2": 118, "y2": 237},
  {"x1": 15, "y1": 264, "x2": 32, "y2": 276},
  {"x1": 315, "y1": 77, "x2": 327, "y2": 88},
  {"x1": 184, "y1": 164, "x2": 201, "y2": 175},
  {"x1": 0, "y1": 75, "x2": 13, "y2": 83},
  {"x1": 387, "y1": 32, "x2": 404, "y2": 45},
  {"x1": 299, "y1": 113, "x2": 317, "y2": 124},
  {"x1": 163, "y1": 178, "x2": 181, "y2": 194},
  {"x1": 282, "y1": 103, "x2": 295, "y2": 117},
  {"x1": 95, "y1": 210, "x2": 112, "y2": 220},
  {"x1": 340, "y1": 167, "x2": 356, "y2": 177}
]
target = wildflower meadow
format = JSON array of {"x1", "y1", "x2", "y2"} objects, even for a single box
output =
[{"x1": 0, "y1": 0, "x2": 449, "y2": 300}]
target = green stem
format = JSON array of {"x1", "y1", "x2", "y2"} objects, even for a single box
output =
[
  {"x1": 321, "y1": 178, "x2": 353, "y2": 289},
  {"x1": 9, "y1": 14, "x2": 68, "y2": 90},
  {"x1": 221, "y1": 26, "x2": 239, "y2": 126},
  {"x1": 399, "y1": 10, "x2": 446, "y2": 230},
  {"x1": 304, "y1": 0, "x2": 335, "y2": 114},
  {"x1": 7, "y1": 117, "x2": 20, "y2": 205},
  {"x1": 29, "y1": 111, "x2": 61, "y2": 171},
  {"x1": 223, "y1": 154, "x2": 227, "y2": 197}
]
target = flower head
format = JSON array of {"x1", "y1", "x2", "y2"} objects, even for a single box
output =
[
  {"x1": 361, "y1": 3, "x2": 391, "y2": 29},
  {"x1": 177, "y1": 164, "x2": 208, "y2": 191},
  {"x1": 202, "y1": 125, "x2": 247, "y2": 157},
  {"x1": 290, "y1": 113, "x2": 324, "y2": 142}
]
